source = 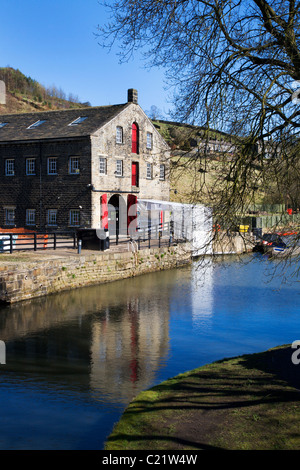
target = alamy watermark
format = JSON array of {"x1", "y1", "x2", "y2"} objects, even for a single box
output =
[
  {"x1": 95, "y1": 203, "x2": 182, "y2": 240},
  {"x1": 291, "y1": 340, "x2": 300, "y2": 365},
  {"x1": 0, "y1": 340, "x2": 6, "y2": 364},
  {"x1": 291, "y1": 81, "x2": 300, "y2": 104}
]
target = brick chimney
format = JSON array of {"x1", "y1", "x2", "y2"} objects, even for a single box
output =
[{"x1": 127, "y1": 88, "x2": 138, "y2": 104}]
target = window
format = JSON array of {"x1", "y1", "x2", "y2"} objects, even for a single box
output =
[
  {"x1": 132, "y1": 122, "x2": 139, "y2": 153},
  {"x1": 69, "y1": 209, "x2": 80, "y2": 226},
  {"x1": 146, "y1": 163, "x2": 153, "y2": 179},
  {"x1": 159, "y1": 164, "x2": 165, "y2": 180},
  {"x1": 69, "y1": 157, "x2": 80, "y2": 174},
  {"x1": 26, "y1": 209, "x2": 36, "y2": 226},
  {"x1": 5, "y1": 208, "x2": 15, "y2": 226},
  {"x1": 68, "y1": 117, "x2": 88, "y2": 126},
  {"x1": 48, "y1": 209, "x2": 57, "y2": 226},
  {"x1": 116, "y1": 126, "x2": 123, "y2": 144},
  {"x1": 27, "y1": 120, "x2": 46, "y2": 129},
  {"x1": 48, "y1": 157, "x2": 57, "y2": 175},
  {"x1": 115, "y1": 160, "x2": 123, "y2": 177},
  {"x1": 26, "y1": 158, "x2": 36, "y2": 175},
  {"x1": 99, "y1": 157, "x2": 107, "y2": 175},
  {"x1": 146, "y1": 132, "x2": 153, "y2": 149},
  {"x1": 131, "y1": 162, "x2": 139, "y2": 187},
  {"x1": 5, "y1": 159, "x2": 15, "y2": 176}
]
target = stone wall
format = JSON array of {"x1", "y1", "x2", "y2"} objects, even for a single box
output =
[
  {"x1": 212, "y1": 233, "x2": 254, "y2": 254},
  {"x1": 0, "y1": 243, "x2": 191, "y2": 304}
]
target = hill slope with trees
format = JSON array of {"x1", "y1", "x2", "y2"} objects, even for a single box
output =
[{"x1": 0, "y1": 67, "x2": 90, "y2": 114}]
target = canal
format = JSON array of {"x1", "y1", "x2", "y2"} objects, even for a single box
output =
[{"x1": 0, "y1": 253, "x2": 299, "y2": 449}]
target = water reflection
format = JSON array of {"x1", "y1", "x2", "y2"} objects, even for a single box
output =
[
  {"x1": 0, "y1": 256, "x2": 299, "y2": 449},
  {"x1": 0, "y1": 270, "x2": 175, "y2": 404},
  {"x1": 90, "y1": 295, "x2": 170, "y2": 403},
  {"x1": 191, "y1": 258, "x2": 214, "y2": 330}
]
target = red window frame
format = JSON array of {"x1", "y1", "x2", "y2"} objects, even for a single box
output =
[
  {"x1": 131, "y1": 122, "x2": 139, "y2": 154},
  {"x1": 131, "y1": 162, "x2": 139, "y2": 187}
]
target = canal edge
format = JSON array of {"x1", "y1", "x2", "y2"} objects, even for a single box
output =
[{"x1": 0, "y1": 243, "x2": 193, "y2": 304}]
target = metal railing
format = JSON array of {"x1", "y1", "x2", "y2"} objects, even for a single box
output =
[
  {"x1": 0, "y1": 222, "x2": 187, "y2": 254},
  {"x1": 112, "y1": 221, "x2": 186, "y2": 248},
  {"x1": 0, "y1": 232, "x2": 77, "y2": 253}
]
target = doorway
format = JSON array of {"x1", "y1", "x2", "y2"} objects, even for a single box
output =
[{"x1": 108, "y1": 194, "x2": 127, "y2": 236}]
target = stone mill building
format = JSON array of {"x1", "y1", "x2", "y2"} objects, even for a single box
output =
[{"x1": 0, "y1": 89, "x2": 170, "y2": 235}]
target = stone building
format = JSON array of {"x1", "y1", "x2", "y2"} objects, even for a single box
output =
[{"x1": 0, "y1": 89, "x2": 170, "y2": 234}]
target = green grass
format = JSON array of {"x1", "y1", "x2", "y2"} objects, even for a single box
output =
[
  {"x1": 169, "y1": 155, "x2": 268, "y2": 206},
  {"x1": 105, "y1": 345, "x2": 300, "y2": 450}
]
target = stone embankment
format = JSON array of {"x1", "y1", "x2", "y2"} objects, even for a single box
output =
[
  {"x1": 0, "y1": 231, "x2": 256, "y2": 305},
  {"x1": 212, "y1": 233, "x2": 255, "y2": 254},
  {"x1": 0, "y1": 243, "x2": 192, "y2": 304}
]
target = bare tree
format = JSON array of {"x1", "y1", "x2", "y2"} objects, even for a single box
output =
[
  {"x1": 146, "y1": 104, "x2": 164, "y2": 120},
  {"x1": 98, "y1": 0, "x2": 300, "y2": 267}
]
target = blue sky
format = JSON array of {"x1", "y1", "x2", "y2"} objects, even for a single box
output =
[{"x1": 0, "y1": 0, "x2": 171, "y2": 115}]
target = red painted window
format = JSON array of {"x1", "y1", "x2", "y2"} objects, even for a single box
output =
[
  {"x1": 131, "y1": 122, "x2": 139, "y2": 153},
  {"x1": 131, "y1": 162, "x2": 139, "y2": 187}
]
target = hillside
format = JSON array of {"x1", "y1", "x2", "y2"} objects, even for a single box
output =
[
  {"x1": 0, "y1": 67, "x2": 90, "y2": 114},
  {"x1": 152, "y1": 120, "x2": 245, "y2": 205},
  {"x1": 152, "y1": 119, "x2": 235, "y2": 151},
  {"x1": 0, "y1": 67, "x2": 280, "y2": 210}
]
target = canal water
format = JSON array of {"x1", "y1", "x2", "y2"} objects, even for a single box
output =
[{"x1": 0, "y1": 253, "x2": 299, "y2": 449}]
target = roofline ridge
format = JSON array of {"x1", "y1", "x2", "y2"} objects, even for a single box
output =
[{"x1": 0, "y1": 102, "x2": 129, "y2": 119}]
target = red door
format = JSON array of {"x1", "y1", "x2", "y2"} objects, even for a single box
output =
[
  {"x1": 132, "y1": 123, "x2": 139, "y2": 153},
  {"x1": 131, "y1": 162, "x2": 139, "y2": 187},
  {"x1": 100, "y1": 194, "x2": 108, "y2": 229}
]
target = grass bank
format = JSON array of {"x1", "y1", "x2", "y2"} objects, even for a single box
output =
[{"x1": 105, "y1": 345, "x2": 300, "y2": 450}]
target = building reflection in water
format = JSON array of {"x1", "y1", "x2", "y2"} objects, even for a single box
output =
[
  {"x1": 0, "y1": 271, "x2": 173, "y2": 404},
  {"x1": 90, "y1": 293, "x2": 170, "y2": 403},
  {"x1": 191, "y1": 258, "x2": 214, "y2": 331}
]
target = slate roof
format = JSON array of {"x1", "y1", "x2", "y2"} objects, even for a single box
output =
[{"x1": 0, "y1": 103, "x2": 130, "y2": 142}]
